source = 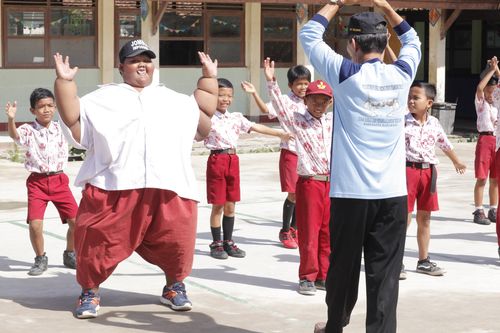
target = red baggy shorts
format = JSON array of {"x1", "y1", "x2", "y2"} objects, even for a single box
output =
[{"x1": 75, "y1": 184, "x2": 197, "y2": 289}]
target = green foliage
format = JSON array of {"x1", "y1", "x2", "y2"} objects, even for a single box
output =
[{"x1": 7, "y1": 145, "x2": 24, "y2": 163}]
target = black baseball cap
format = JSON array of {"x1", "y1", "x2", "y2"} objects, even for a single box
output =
[
  {"x1": 347, "y1": 12, "x2": 387, "y2": 37},
  {"x1": 119, "y1": 39, "x2": 156, "y2": 63}
]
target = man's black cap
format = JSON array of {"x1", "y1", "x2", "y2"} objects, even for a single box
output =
[
  {"x1": 119, "y1": 39, "x2": 156, "y2": 63},
  {"x1": 347, "y1": 12, "x2": 387, "y2": 36}
]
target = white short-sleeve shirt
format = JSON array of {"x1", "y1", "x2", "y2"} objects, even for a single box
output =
[{"x1": 63, "y1": 83, "x2": 201, "y2": 201}]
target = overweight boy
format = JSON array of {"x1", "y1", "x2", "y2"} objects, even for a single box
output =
[
  {"x1": 5, "y1": 88, "x2": 78, "y2": 276},
  {"x1": 291, "y1": 80, "x2": 333, "y2": 296}
]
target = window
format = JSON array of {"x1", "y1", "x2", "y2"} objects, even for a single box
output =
[
  {"x1": 3, "y1": 0, "x2": 97, "y2": 68},
  {"x1": 160, "y1": 2, "x2": 244, "y2": 67},
  {"x1": 261, "y1": 4, "x2": 296, "y2": 68},
  {"x1": 115, "y1": 0, "x2": 141, "y2": 66},
  {"x1": 446, "y1": 22, "x2": 472, "y2": 74}
]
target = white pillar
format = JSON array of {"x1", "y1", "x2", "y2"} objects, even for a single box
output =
[
  {"x1": 98, "y1": 0, "x2": 114, "y2": 84},
  {"x1": 245, "y1": 2, "x2": 261, "y2": 120},
  {"x1": 428, "y1": 11, "x2": 446, "y2": 103},
  {"x1": 141, "y1": 0, "x2": 160, "y2": 84}
]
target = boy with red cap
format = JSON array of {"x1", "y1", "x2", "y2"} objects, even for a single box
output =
[{"x1": 269, "y1": 79, "x2": 334, "y2": 295}]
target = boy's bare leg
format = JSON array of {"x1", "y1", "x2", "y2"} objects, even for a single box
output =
[
  {"x1": 223, "y1": 201, "x2": 236, "y2": 217},
  {"x1": 415, "y1": 210, "x2": 444, "y2": 275},
  {"x1": 29, "y1": 219, "x2": 45, "y2": 256},
  {"x1": 66, "y1": 218, "x2": 75, "y2": 251},
  {"x1": 210, "y1": 204, "x2": 224, "y2": 228},
  {"x1": 489, "y1": 178, "x2": 498, "y2": 207},
  {"x1": 473, "y1": 178, "x2": 492, "y2": 224},
  {"x1": 474, "y1": 178, "x2": 487, "y2": 208},
  {"x1": 415, "y1": 210, "x2": 431, "y2": 260}
]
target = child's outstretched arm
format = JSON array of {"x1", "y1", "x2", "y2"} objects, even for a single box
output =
[
  {"x1": 477, "y1": 56, "x2": 498, "y2": 100},
  {"x1": 5, "y1": 101, "x2": 19, "y2": 141},
  {"x1": 443, "y1": 149, "x2": 466, "y2": 174},
  {"x1": 194, "y1": 52, "x2": 218, "y2": 140},
  {"x1": 250, "y1": 123, "x2": 292, "y2": 142},
  {"x1": 241, "y1": 81, "x2": 270, "y2": 114}
]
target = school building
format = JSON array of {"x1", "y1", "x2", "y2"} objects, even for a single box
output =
[{"x1": 0, "y1": 0, "x2": 499, "y2": 129}]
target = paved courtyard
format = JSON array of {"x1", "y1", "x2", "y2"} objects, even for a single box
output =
[{"x1": 0, "y1": 134, "x2": 499, "y2": 333}]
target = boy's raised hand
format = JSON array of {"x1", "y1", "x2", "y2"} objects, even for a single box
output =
[
  {"x1": 5, "y1": 101, "x2": 17, "y2": 120},
  {"x1": 54, "y1": 53, "x2": 78, "y2": 81},
  {"x1": 264, "y1": 57, "x2": 275, "y2": 82},
  {"x1": 198, "y1": 52, "x2": 218, "y2": 78},
  {"x1": 241, "y1": 81, "x2": 256, "y2": 94},
  {"x1": 490, "y1": 56, "x2": 498, "y2": 70}
]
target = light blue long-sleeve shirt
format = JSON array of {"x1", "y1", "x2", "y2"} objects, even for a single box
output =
[{"x1": 299, "y1": 14, "x2": 421, "y2": 199}]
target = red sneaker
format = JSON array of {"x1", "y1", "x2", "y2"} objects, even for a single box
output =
[
  {"x1": 290, "y1": 227, "x2": 299, "y2": 247},
  {"x1": 279, "y1": 229, "x2": 298, "y2": 249}
]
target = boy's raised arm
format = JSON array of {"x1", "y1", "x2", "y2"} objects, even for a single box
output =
[
  {"x1": 5, "y1": 101, "x2": 19, "y2": 141},
  {"x1": 53, "y1": 53, "x2": 81, "y2": 142},
  {"x1": 194, "y1": 52, "x2": 218, "y2": 140},
  {"x1": 241, "y1": 81, "x2": 270, "y2": 114},
  {"x1": 477, "y1": 57, "x2": 498, "y2": 100}
]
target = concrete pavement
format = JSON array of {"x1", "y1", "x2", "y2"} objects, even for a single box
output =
[{"x1": 0, "y1": 133, "x2": 499, "y2": 333}]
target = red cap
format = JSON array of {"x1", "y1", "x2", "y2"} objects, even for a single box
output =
[{"x1": 305, "y1": 80, "x2": 333, "y2": 98}]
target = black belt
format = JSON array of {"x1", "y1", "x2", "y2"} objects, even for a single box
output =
[
  {"x1": 406, "y1": 162, "x2": 437, "y2": 194},
  {"x1": 479, "y1": 131, "x2": 494, "y2": 136},
  {"x1": 210, "y1": 148, "x2": 236, "y2": 155},
  {"x1": 406, "y1": 161, "x2": 432, "y2": 169},
  {"x1": 32, "y1": 170, "x2": 63, "y2": 176},
  {"x1": 300, "y1": 174, "x2": 330, "y2": 182}
]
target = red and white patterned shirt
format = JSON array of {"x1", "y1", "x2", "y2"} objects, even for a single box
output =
[
  {"x1": 493, "y1": 85, "x2": 500, "y2": 113},
  {"x1": 204, "y1": 110, "x2": 254, "y2": 150},
  {"x1": 405, "y1": 113, "x2": 453, "y2": 165},
  {"x1": 291, "y1": 110, "x2": 333, "y2": 176},
  {"x1": 475, "y1": 95, "x2": 498, "y2": 133},
  {"x1": 15, "y1": 120, "x2": 69, "y2": 173},
  {"x1": 266, "y1": 80, "x2": 307, "y2": 153}
]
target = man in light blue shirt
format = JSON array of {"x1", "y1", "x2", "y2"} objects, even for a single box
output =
[{"x1": 299, "y1": 0, "x2": 421, "y2": 332}]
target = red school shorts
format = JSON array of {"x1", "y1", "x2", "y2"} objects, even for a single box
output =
[
  {"x1": 475, "y1": 134, "x2": 497, "y2": 179},
  {"x1": 26, "y1": 172, "x2": 78, "y2": 223},
  {"x1": 406, "y1": 166, "x2": 439, "y2": 212},
  {"x1": 279, "y1": 148, "x2": 299, "y2": 193},
  {"x1": 206, "y1": 153, "x2": 240, "y2": 205}
]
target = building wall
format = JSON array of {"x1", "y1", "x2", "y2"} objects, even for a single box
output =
[{"x1": 0, "y1": 69, "x2": 100, "y2": 124}]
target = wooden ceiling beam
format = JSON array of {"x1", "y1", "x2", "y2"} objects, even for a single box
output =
[
  {"x1": 153, "y1": 0, "x2": 500, "y2": 10},
  {"x1": 152, "y1": 1, "x2": 168, "y2": 34},
  {"x1": 440, "y1": 9, "x2": 462, "y2": 39}
]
